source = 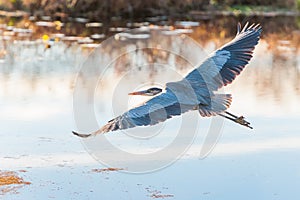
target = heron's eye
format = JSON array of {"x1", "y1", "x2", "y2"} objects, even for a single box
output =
[{"x1": 148, "y1": 88, "x2": 155, "y2": 93}]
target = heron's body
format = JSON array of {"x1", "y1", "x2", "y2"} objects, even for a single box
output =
[{"x1": 73, "y1": 22, "x2": 262, "y2": 138}]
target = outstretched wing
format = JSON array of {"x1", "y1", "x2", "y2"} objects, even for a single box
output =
[
  {"x1": 185, "y1": 22, "x2": 262, "y2": 91},
  {"x1": 73, "y1": 89, "x2": 195, "y2": 137}
]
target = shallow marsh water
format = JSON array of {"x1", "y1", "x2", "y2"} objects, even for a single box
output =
[{"x1": 0, "y1": 16, "x2": 300, "y2": 199}]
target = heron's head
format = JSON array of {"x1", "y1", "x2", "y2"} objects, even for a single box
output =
[{"x1": 128, "y1": 87, "x2": 162, "y2": 96}]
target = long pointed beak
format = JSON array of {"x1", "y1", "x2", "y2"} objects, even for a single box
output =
[{"x1": 128, "y1": 90, "x2": 148, "y2": 96}]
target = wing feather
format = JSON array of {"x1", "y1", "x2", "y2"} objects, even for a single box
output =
[
  {"x1": 89, "y1": 90, "x2": 195, "y2": 135},
  {"x1": 185, "y1": 23, "x2": 262, "y2": 91}
]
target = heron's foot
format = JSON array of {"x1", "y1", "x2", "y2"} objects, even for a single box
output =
[
  {"x1": 219, "y1": 112, "x2": 253, "y2": 129},
  {"x1": 233, "y1": 116, "x2": 252, "y2": 129}
]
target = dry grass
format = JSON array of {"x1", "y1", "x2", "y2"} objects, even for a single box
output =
[
  {"x1": 0, "y1": 170, "x2": 31, "y2": 195},
  {"x1": 91, "y1": 167, "x2": 124, "y2": 173}
]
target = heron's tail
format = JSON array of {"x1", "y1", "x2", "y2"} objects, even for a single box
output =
[{"x1": 198, "y1": 94, "x2": 232, "y2": 117}]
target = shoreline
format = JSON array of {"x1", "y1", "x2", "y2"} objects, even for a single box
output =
[{"x1": 0, "y1": 8, "x2": 299, "y2": 21}]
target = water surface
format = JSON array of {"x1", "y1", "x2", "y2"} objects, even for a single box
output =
[{"x1": 0, "y1": 17, "x2": 300, "y2": 199}]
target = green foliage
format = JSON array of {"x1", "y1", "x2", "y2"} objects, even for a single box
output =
[
  {"x1": 8, "y1": 17, "x2": 16, "y2": 26},
  {"x1": 227, "y1": 4, "x2": 294, "y2": 16},
  {"x1": 297, "y1": 0, "x2": 300, "y2": 10},
  {"x1": 229, "y1": 5, "x2": 252, "y2": 15},
  {"x1": 10, "y1": 0, "x2": 23, "y2": 10},
  {"x1": 296, "y1": 17, "x2": 300, "y2": 28}
]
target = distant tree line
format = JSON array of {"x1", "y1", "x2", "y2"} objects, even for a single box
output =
[{"x1": 0, "y1": 0, "x2": 298, "y2": 20}]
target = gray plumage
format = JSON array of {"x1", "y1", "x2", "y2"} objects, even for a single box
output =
[{"x1": 73, "y1": 22, "x2": 261, "y2": 138}]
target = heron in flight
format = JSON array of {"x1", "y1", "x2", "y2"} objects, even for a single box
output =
[{"x1": 73, "y1": 22, "x2": 262, "y2": 138}]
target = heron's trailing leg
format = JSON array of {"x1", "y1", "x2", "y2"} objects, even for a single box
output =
[{"x1": 218, "y1": 111, "x2": 253, "y2": 129}]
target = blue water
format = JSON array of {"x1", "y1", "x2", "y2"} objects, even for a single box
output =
[{"x1": 1, "y1": 23, "x2": 300, "y2": 199}]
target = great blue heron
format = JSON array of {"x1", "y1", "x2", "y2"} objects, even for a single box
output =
[{"x1": 73, "y1": 22, "x2": 262, "y2": 138}]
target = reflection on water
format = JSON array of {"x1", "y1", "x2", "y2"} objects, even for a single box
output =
[
  {"x1": 1, "y1": 17, "x2": 299, "y2": 161},
  {"x1": 1, "y1": 17, "x2": 299, "y2": 118},
  {"x1": 1, "y1": 16, "x2": 300, "y2": 199}
]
